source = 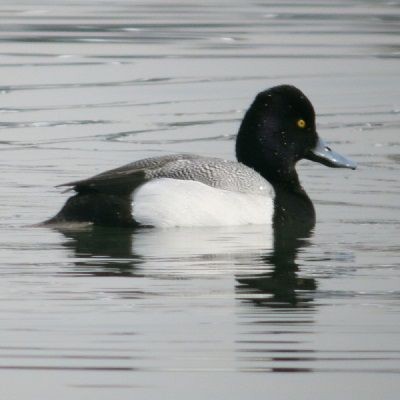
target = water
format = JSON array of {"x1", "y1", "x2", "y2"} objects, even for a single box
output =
[{"x1": 1, "y1": 0, "x2": 400, "y2": 398}]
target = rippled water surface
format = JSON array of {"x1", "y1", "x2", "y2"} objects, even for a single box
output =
[{"x1": 1, "y1": 0, "x2": 400, "y2": 398}]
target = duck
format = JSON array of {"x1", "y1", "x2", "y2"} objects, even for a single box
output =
[{"x1": 44, "y1": 85, "x2": 356, "y2": 228}]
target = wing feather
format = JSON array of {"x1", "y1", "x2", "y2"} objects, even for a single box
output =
[{"x1": 57, "y1": 154, "x2": 201, "y2": 195}]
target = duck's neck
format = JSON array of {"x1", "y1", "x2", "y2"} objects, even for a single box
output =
[
  {"x1": 255, "y1": 165, "x2": 314, "y2": 226},
  {"x1": 272, "y1": 178, "x2": 315, "y2": 229},
  {"x1": 245, "y1": 156, "x2": 316, "y2": 228}
]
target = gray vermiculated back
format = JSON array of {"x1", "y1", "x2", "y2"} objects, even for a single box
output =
[
  {"x1": 145, "y1": 155, "x2": 272, "y2": 195},
  {"x1": 66, "y1": 154, "x2": 272, "y2": 196}
]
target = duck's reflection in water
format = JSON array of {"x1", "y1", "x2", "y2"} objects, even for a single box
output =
[
  {"x1": 236, "y1": 219, "x2": 316, "y2": 308},
  {"x1": 59, "y1": 226, "x2": 144, "y2": 276},
  {"x1": 55, "y1": 217, "x2": 316, "y2": 307}
]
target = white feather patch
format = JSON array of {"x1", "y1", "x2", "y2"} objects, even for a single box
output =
[{"x1": 132, "y1": 178, "x2": 273, "y2": 228}]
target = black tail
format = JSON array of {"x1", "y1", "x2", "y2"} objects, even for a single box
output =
[{"x1": 44, "y1": 192, "x2": 137, "y2": 227}]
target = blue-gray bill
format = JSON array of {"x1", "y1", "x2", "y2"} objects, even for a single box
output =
[{"x1": 306, "y1": 137, "x2": 357, "y2": 170}]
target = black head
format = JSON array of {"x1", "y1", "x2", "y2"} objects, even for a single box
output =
[{"x1": 236, "y1": 85, "x2": 356, "y2": 186}]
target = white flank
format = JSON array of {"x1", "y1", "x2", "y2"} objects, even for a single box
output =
[{"x1": 132, "y1": 178, "x2": 273, "y2": 228}]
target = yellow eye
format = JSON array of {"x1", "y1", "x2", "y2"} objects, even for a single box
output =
[{"x1": 297, "y1": 119, "x2": 306, "y2": 129}]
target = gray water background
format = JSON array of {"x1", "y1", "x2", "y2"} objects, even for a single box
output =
[{"x1": 0, "y1": 0, "x2": 400, "y2": 398}]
